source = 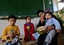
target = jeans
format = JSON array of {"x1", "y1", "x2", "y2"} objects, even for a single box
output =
[
  {"x1": 6, "y1": 42, "x2": 21, "y2": 45},
  {"x1": 44, "y1": 30, "x2": 56, "y2": 45}
]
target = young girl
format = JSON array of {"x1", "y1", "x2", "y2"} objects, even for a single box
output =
[
  {"x1": 24, "y1": 16, "x2": 35, "y2": 41},
  {"x1": 44, "y1": 12, "x2": 61, "y2": 45}
]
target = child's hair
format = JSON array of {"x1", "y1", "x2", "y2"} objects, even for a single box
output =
[
  {"x1": 25, "y1": 16, "x2": 31, "y2": 20},
  {"x1": 8, "y1": 15, "x2": 17, "y2": 21},
  {"x1": 45, "y1": 12, "x2": 63, "y2": 29},
  {"x1": 37, "y1": 10, "x2": 44, "y2": 16},
  {"x1": 45, "y1": 12, "x2": 54, "y2": 17}
]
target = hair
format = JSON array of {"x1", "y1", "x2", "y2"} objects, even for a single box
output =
[
  {"x1": 45, "y1": 12, "x2": 54, "y2": 17},
  {"x1": 37, "y1": 10, "x2": 44, "y2": 16},
  {"x1": 8, "y1": 15, "x2": 17, "y2": 21},
  {"x1": 45, "y1": 12, "x2": 63, "y2": 29},
  {"x1": 25, "y1": 16, "x2": 31, "y2": 20}
]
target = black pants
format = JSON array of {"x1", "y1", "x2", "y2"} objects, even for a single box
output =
[
  {"x1": 38, "y1": 33, "x2": 47, "y2": 45},
  {"x1": 49, "y1": 33, "x2": 59, "y2": 45},
  {"x1": 38, "y1": 33, "x2": 59, "y2": 45}
]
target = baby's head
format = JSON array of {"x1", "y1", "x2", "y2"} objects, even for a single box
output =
[
  {"x1": 45, "y1": 12, "x2": 53, "y2": 19},
  {"x1": 8, "y1": 15, "x2": 17, "y2": 26},
  {"x1": 25, "y1": 16, "x2": 31, "y2": 23}
]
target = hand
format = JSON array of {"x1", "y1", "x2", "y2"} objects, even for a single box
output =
[
  {"x1": 45, "y1": 26, "x2": 54, "y2": 33},
  {"x1": 1, "y1": 39, "x2": 6, "y2": 42},
  {"x1": 47, "y1": 26, "x2": 54, "y2": 31},
  {"x1": 7, "y1": 33, "x2": 15, "y2": 38},
  {"x1": 56, "y1": 30, "x2": 61, "y2": 33}
]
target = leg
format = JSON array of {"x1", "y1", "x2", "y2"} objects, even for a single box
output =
[
  {"x1": 38, "y1": 33, "x2": 47, "y2": 45},
  {"x1": 16, "y1": 42, "x2": 21, "y2": 45},
  {"x1": 44, "y1": 30, "x2": 56, "y2": 45},
  {"x1": 24, "y1": 35, "x2": 29, "y2": 41},
  {"x1": 6, "y1": 42, "x2": 11, "y2": 45},
  {"x1": 31, "y1": 35, "x2": 35, "y2": 40},
  {"x1": 49, "y1": 33, "x2": 59, "y2": 45}
]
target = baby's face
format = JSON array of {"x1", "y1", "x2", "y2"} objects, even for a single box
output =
[{"x1": 45, "y1": 13, "x2": 52, "y2": 19}]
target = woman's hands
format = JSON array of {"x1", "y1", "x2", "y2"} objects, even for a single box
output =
[
  {"x1": 45, "y1": 26, "x2": 61, "y2": 34},
  {"x1": 45, "y1": 26, "x2": 55, "y2": 33},
  {"x1": 56, "y1": 30, "x2": 61, "y2": 33}
]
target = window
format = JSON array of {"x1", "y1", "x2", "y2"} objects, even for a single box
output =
[
  {"x1": 58, "y1": 2, "x2": 64, "y2": 10},
  {"x1": 58, "y1": 0, "x2": 64, "y2": 10},
  {"x1": 58, "y1": 0, "x2": 60, "y2": 2}
]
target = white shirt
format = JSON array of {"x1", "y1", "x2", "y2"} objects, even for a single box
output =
[{"x1": 45, "y1": 17, "x2": 61, "y2": 30}]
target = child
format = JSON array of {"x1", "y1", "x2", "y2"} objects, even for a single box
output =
[
  {"x1": 44, "y1": 12, "x2": 61, "y2": 45},
  {"x1": 1, "y1": 15, "x2": 21, "y2": 45},
  {"x1": 24, "y1": 16, "x2": 35, "y2": 41}
]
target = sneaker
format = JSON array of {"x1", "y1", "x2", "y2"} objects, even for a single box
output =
[{"x1": 44, "y1": 42, "x2": 48, "y2": 45}]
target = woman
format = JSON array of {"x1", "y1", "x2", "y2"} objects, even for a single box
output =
[{"x1": 36, "y1": 10, "x2": 58, "y2": 45}]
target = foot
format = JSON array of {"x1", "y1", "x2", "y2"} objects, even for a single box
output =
[{"x1": 44, "y1": 42, "x2": 48, "y2": 45}]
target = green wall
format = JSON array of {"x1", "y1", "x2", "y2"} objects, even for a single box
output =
[
  {"x1": 0, "y1": 0, "x2": 54, "y2": 18},
  {"x1": 44, "y1": 0, "x2": 53, "y2": 12},
  {"x1": 0, "y1": 0, "x2": 43, "y2": 17}
]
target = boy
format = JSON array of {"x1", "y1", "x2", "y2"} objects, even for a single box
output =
[{"x1": 1, "y1": 15, "x2": 21, "y2": 45}]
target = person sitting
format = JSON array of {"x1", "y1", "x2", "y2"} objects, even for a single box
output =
[
  {"x1": 36, "y1": 10, "x2": 62, "y2": 45},
  {"x1": 1, "y1": 15, "x2": 21, "y2": 45},
  {"x1": 24, "y1": 16, "x2": 35, "y2": 41},
  {"x1": 43, "y1": 12, "x2": 61, "y2": 45}
]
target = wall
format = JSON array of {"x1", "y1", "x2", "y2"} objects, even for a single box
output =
[
  {"x1": 0, "y1": 0, "x2": 43, "y2": 17},
  {"x1": 0, "y1": 18, "x2": 40, "y2": 37},
  {"x1": 43, "y1": 0, "x2": 53, "y2": 12},
  {"x1": 52, "y1": 0, "x2": 58, "y2": 12}
]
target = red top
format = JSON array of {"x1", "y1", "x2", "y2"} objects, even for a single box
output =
[{"x1": 24, "y1": 23, "x2": 34, "y2": 36}]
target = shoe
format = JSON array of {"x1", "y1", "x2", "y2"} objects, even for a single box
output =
[{"x1": 44, "y1": 42, "x2": 48, "y2": 45}]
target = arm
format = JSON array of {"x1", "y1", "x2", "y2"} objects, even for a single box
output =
[
  {"x1": 47, "y1": 24, "x2": 55, "y2": 30},
  {"x1": 56, "y1": 30, "x2": 61, "y2": 33},
  {"x1": 2, "y1": 28, "x2": 7, "y2": 40},
  {"x1": 16, "y1": 26, "x2": 20, "y2": 36},
  {"x1": 53, "y1": 19, "x2": 61, "y2": 33},
  {"x1": 29, "y1": 23, "x2": 35, "y2": 36},
  {"x1": 45, "y1": 20, "x2": 55, "y2": 33},
  {"x1": 46, "y1": 26, "x2": 55, "y2": 33},
  {"x1": 37, "y1": 20, "x2": 41, "y2": 28},
  {"x1": 2, "y1": 27, "x2": 14, "y2": 41},
  {"x1": 24, "y1": 24, "x2": 29, "y2": 36},
  {"x1": 37, "y1": 22, "x2": 40, "y2": 28}
]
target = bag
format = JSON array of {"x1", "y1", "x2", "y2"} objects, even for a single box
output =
[
  {"x1": 11, "y1": 37, "x2": 19, "y2": 44},
  {"x1": 32, "y1": 32, "x2": 40, "y2": 40}
]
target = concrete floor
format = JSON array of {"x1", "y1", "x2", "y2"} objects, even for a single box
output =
[
  {"x1": 0, "y1": 40, "x2": 37, "y2": 45},
  {"x1": 0, "y1": 34, "x2": 64, "y2": 45}
]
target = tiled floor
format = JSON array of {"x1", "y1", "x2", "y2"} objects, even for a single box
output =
[{"x1": 0, "y1": 41, "x2": 5, "y2": 45}]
